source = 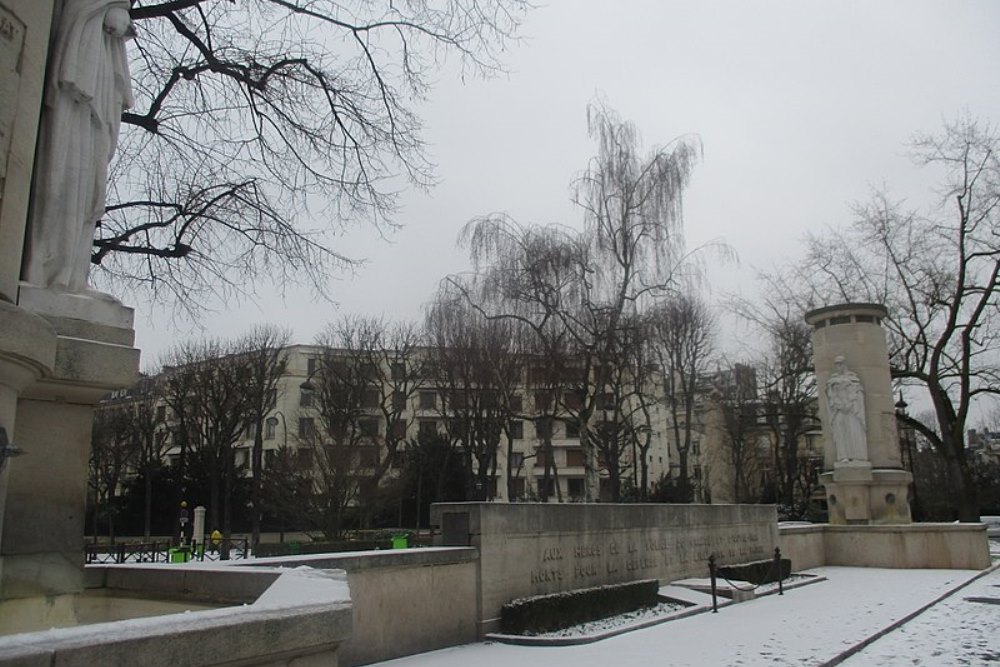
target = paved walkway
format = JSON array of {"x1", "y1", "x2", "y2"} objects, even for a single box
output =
[{"x1": 377, "y1": 565, "x2": 999, "y2": 666}]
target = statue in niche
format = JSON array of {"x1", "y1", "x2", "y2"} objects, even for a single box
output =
[
  {"x1": 826, "y1": 355, "x2": 868, "y2": 461},
  {"x1": 21, "y1": 0, "x2": 133, "y2": 293}
]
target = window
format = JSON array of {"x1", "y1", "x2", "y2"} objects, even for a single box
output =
[
  {"x1": 418, "y1": 420, "x2": 438, "y2": 438},
  {"x1": 510, "y1": 477, "x2": 525, "y2": 499},
  {"x1": 307, "y1": 357, "x2": 318, "y2": 376},
  {"x1": 692, "y1": 442, "x2": 700, "y2": 457},
  {"x1": 392, "y1": 419, "x2": 407, "y2": 439},
  {"x1": 298, "y1": 417, "x2": 315, "y2": 438},
  {"x1": 535, "y1": 418, "x2": 552, "y2": 439},
  {"x1": 245, "y1": 422, "x2": 258, "y2": 439},
  {"x1": 391, "y1": 362, "x2": 406, "y2": 381},
  {"x1": 300, "y1": 388, "x2": 314, "y2": 407},
  {"x1": 509, "y1": 394, "x2": 523, "y2": 413},
  {"x1": 508, "y1": 420, "x2": 524, "y2": 440},
  {"x1": 566, "y1": 420, "x2": 580, "y2": 438},
  {"x1": 359, "y1": 418, "x2": 379, "y2": 438},
  {"x1": 392, "y1": 391, "x2": 407, "y2": 411},
  {"x1": 534, "y1": 390, "x2": 552, "y2": 412},
  {"x1": 264, "y1": 419, "x2": 276, "y2": 440},
  {"x1": 264, "y1": 449, "x2": 276, "y2": 466},
  {"x1": 693, "y1": 465, "x2": 702, "y2": 480},
  {"x1": 534, "y1": 449, "x2": 548, "y2": 467},
  {"x1": 567, "y1": 478, "x2": 585, "y2": 499},
  {"x1": 419, "y1": 391, "x2": 437, "y2": 410},
  {"x1": 510, "y1": 452, "x2": 525, "y2": 469},
  {"x1": 566, "y1": 449, "x2": 585, "y2": 467},
  {"x1": 599, "y1": 392, "x2": 616, "y2": 411},
  {"x1": 156, "y1": 405, "x2": 166, "y2": 421}
]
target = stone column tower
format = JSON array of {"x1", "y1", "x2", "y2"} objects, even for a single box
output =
[
  {"x1": 805, "y1": 303, "x2": 912, "y2": 525},
  {"x1": 0, "y1": 0, "x2": 139, "y2": 626}
]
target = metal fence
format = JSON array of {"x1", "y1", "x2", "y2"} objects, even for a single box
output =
[{"x1": 85, "y1": 537, "x2": 251, "y2": 564}]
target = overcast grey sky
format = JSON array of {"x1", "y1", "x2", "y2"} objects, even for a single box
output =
[{"x1": 131, "y1": 0, "x2": 1000, "y2": 368}]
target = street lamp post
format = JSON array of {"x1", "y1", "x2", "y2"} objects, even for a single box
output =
[{"x1": 895, "y1": 393, "x2": 919, "y2": 519}]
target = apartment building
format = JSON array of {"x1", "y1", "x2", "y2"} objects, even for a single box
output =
[{"x1": 157, "y1": 344, "x2": 675, "y2": 503}]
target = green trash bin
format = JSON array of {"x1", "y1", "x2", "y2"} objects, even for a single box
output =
[
  {"x1": 168, "y1": 547, "x2": 190, "y2": 563},
  {"x1": 392, "y1": 534, "x2": 408, "y2": 549},
  {"x1": 288, "y1": 541, "x2": 302, "y2": 555}
]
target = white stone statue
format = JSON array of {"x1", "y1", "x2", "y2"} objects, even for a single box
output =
[
  {"x1": 826, "y1": 355, "x2": 867, "y2": 461},
  {"x1": 21, "y1": 0, "x2": 134, "y2": 293}
]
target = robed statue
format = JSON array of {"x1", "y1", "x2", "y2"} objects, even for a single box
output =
[
  {"x1": 826, "y1": 356, "x2": 868, "y2": 461},
  {"x1": 21, "y1": 0, "x2": 134, "y2": 293}
]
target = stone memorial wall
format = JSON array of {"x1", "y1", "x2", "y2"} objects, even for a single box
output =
[{"x1": 431, "y1": 502, "x2": 778, "y2": 634}]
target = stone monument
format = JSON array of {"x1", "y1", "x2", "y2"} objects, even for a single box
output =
[
  {"x1": 0, "y1": 0, "x2": 139, "y2": 625},
  {"x1": 805, "y1": 303, "x2": 912, "y2": 525}
]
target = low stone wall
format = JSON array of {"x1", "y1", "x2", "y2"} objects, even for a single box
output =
[
  {"x1": 0, "y1": 567, "x2": 351, "y2": 666},
  {"x1": 431, "y1": 502, "x2": 778, "y2": 634},
  {"x1": 778, "y1": 525, "x2": 827, "y2": 571},
  {"x1": 249, "y1": 547, "x2": 479, "y2": 666},
  {"x1": 779, "y1": 523, "x2": 991, "y2": 571}
]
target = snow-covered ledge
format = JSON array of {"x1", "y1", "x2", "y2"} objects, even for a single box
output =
[{"x1": 0, "y1": 566, "x2": 351, "y2": 666}]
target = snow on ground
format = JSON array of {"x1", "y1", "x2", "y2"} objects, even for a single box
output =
[
  {"x1": 843, "y1": 566, "x2": 1000, "y2": 666},
  {"x1": 376, "y1": 567, "x2": 988, "y2": 667}
]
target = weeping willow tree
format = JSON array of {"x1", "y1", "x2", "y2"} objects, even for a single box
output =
[{"x1": 450, "y1": 101, "x2": 709, "y2": 501}]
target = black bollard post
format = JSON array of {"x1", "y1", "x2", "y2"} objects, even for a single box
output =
[
  {"x1": 709, "y1": 553, "x2": 718, "y2": 613},
  {"x1": 774, "y1": 547, "x2": 783, "y2": 595}
]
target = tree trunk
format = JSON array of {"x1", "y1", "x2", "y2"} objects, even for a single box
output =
[
  {"x1": 143, "y1": 470, "x2": 153, "y2": 540},
  {"x1": 945, "y1": 452, "x2": 979, "y2": 522},
  {"x1": 251, "y1": 419, "x2": 264, "y2": 548}
]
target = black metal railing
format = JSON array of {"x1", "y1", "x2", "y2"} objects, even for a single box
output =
[
  {"x1": 85, "y1": 541, "x2": 167, "y2": 564},
  {"x1": 85, "y1": 537, "x2": 251, "y2": 564},
  {"x1": 708, "y1": 547, "x2": 785, "y2": 613}
]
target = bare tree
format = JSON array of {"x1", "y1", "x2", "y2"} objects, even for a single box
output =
[
  {"x1": 93, "y1": 1, "x2": 529, "y2": 312},
  {"x1": 425, "y1": 296, "x2": 521, "y2": 500},
  {"x1": 126, "y1": 375, "x2": 171, "y2": 539},
  {"x1": 785, "y1": 116, "x2": 1000, "y2": 521},
  {"x1": 89, "y1": 404, "x2": 137, "y2": 543},
  {"x1": 311, "y1": 316, "x2": 426, "y2": 525},
  {"x1": 161, "y1": 339, "x2": 248, "y2": 535},
  {"x1": 710, "y1": 363, "x2": 767, "y2": 504},
  {"x1": 234, "y1": 325, "x2": 290, "y2": 549},
  {"x1": 649, "y1": 294, "x2": 715, "y2": 502},
  {"x1": 455, "y1": 101, "x2": 705, "y2": 501}
]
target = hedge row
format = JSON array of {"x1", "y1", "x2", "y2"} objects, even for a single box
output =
[
  {"x1": 718, "y1": 557, "x2": 791, "y2": 585},
  {"x1": 500, "y1": 579, "x2": 660, "y2": 635}
]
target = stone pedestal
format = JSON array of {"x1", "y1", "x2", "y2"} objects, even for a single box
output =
[
  {"x1": 820, "y1": 465, "x2": 912, "y2": 525},
  {"x1": 1, "y1": 289, "x2": 139, "y2": 603}
]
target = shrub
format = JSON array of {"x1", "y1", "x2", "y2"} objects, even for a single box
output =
[
  {"x1": 500, "y1": 579, "x2": 659, "y2": 635},
  {"x1": 718, "y1": 557, "x2": 790, "y2": 585}
]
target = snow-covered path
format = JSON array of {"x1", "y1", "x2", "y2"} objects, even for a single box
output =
[
  {"x1": 843, "y1": 566, "x2": 1000, "y2": 666},
  {"x1": 376, "y1": 567, "x2": 992, "y2": 667}
]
